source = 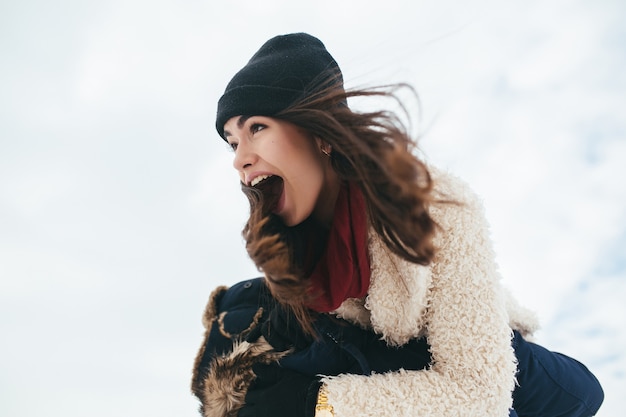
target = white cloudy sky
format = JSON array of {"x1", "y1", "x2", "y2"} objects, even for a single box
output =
[{"x1": 1, "y1": 0, "x2": 624, "y2": 416}]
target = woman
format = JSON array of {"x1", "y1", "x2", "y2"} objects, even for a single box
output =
[{"x1": 192, "y1": 33, "x2": 604, "y2": 417}]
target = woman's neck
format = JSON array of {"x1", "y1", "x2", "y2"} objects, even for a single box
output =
[{"x1": 312, "y1": 170, "x2": 341, "y2": 228}]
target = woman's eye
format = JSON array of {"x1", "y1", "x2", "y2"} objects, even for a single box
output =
[
  {"x1": 228, "y1": 142, "x2": 238, "y2": 151},
  {"x1": 250, "y1": 123, "x2": 266, "y2": 134}
]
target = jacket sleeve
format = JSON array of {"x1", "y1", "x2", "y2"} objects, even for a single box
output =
[
  {"x1": 191, "y1": 278, "x2": 287, "y2": 417},
  {"x1": 321, "y1": 169, "x2": 517, "y2": 417}
]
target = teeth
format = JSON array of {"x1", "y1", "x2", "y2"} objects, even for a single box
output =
[{"x1": 251, "y1": 174, "x2": 272, "y2": 187}]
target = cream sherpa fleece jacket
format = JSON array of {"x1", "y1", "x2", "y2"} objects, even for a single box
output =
[
  {"x1": 192, "y1": 167, "x2": 540, "y2": 417},
  {"x1": 326, "y1": 167, "x2": 539, "y2": 417}
]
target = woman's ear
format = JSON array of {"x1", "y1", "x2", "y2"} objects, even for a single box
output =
[{"x1": 315, "y1": 137, "x2": 332, "y2": 157}]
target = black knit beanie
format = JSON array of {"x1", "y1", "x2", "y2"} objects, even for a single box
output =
[{"x1": 215, "y1": 33, "x2": 344, "y2": 139}]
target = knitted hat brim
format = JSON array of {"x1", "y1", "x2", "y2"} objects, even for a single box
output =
[{"x1": 216, "y1": 86, "x2": 305, "y2": 138}]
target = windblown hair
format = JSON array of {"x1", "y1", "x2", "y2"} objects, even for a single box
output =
[{"x1": 241, "y1": 83, "x2": 438, "y2": 334}]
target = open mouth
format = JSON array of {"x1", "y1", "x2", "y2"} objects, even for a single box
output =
[{"x1": 252, "y1": 175, "x2": 284, "y2": 213}]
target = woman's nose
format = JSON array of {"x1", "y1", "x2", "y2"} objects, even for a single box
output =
[{"x1": 232, "y1": 140, "x2": 256, "y2": 172}]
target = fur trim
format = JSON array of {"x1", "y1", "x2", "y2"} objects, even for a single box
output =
[
  {"x1": 200, "y1": 337, "x2": 288, "y2": 417},
  {"x1": 217, "y1": 307, "x2": 264, "y2": 339},
  {"x1": 192, "y1": 286, "x2": 229, "y2": 399},
  {"x1": 202, "y1": 285, "x2": 229, "y2": 329},
  {"x1": 333, "y1": 297, "x2": 371, "y2": 330}
]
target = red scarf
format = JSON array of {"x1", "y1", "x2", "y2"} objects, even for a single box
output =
[{"x1": 307, "y1": 182, "x2": 371, "y2": 312}]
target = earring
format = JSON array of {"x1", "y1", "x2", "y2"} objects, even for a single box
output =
[{"x1": 321, "y1": 145, "x2": 332, "y2": 156}]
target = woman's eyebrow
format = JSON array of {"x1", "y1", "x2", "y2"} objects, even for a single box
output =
[
  {"x1": 237, "y1": 115, "x2": 252, "y2": 128},
  {"x1": 223, "y1": 115, "x2": 252, "y2": 138}
]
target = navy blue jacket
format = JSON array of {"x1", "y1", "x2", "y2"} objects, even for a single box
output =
[
  {"x1": 193, "y1": 278, "x2": 604, "y2": 417},
  {"x1": 196, "y1": 277, "x2": 431, "y2": 378}
]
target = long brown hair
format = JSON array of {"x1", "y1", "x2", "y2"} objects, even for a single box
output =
[{"x1": 241, "y1": 83, "x2": 438, "y2": 334}]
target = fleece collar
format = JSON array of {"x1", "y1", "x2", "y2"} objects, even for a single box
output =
[{"x1": 333, "y1": 230, "x2": 433, "y2": 346}]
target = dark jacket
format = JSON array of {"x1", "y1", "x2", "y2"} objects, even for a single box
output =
[
  {"x1": 190, "y1": 277, "x2": 432, "y2": 417},
  {"x1": 191, "y1": 278, "x2": 603, "y2": 417}
]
